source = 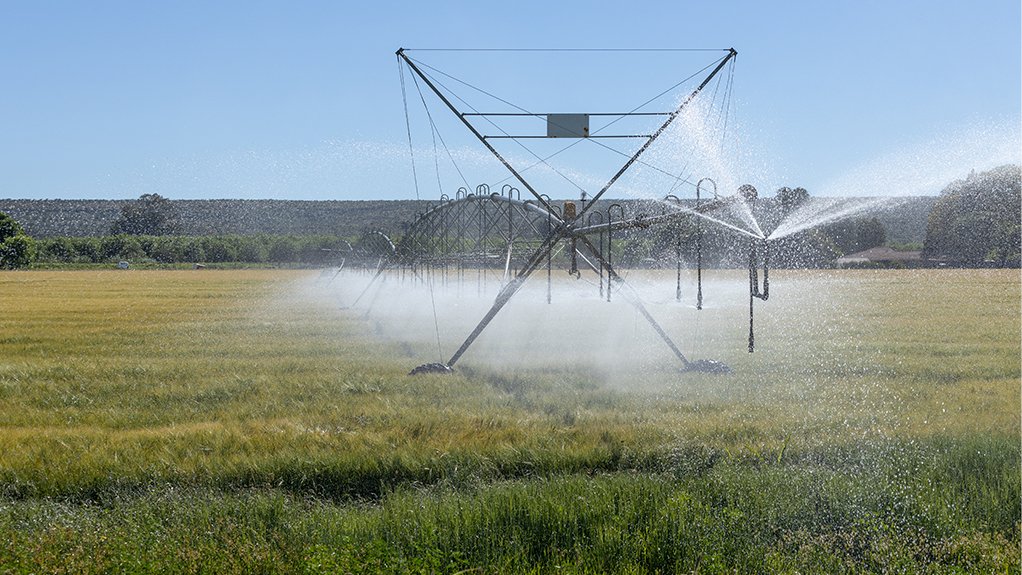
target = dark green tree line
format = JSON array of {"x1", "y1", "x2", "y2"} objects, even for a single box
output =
[
  {"x1": 0, "y1": 212, "x2": 35, "y2": 269},
  {"x1": 35, "y1": 234, "x2": 352, "y2": 265},
  {"x1": 924, "y1": 165, "x2": 1020, "y2": 267}
]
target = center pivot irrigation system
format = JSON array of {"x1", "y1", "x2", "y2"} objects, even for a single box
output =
[{"x1": 352, "y1": 48, "x2": 772, "y2": 375}]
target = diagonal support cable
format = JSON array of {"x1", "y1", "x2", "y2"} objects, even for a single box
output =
[
  {"x1": 576, "y1": 49, "x2": 737, "y2": 221},
  {"x1": 397, "y1": 49, "x2": 557, "y2": 214}
]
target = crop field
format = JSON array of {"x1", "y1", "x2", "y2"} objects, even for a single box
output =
[{"x1": 0, "y1": 268, "x2": 1018, "y2": 573}]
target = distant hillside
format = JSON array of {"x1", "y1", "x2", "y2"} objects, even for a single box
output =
[
  {"x1": 0, "y1": 196, "x2": 937, "y2": 245},
  {"x1": 871, "y1": 196, "x2": 937, "y2": 245}
]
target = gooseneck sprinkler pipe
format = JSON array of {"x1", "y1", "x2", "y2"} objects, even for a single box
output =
[
  {"x1": 664, "y1": 194, "x2": 683, "y2": 302},
  {"x1": 606, "y1": 204, "x2": 624, "y2": 302},
  {"x1": 748, "y1": 238, "x2": 769, "y2": 352},
  {"x1": 696, "y1": 178, "x2": 716, "y2": 310},
  {"x1": 540, "y1": 193, "x2": 554, "y2": 304},
  {"x1": 588, "y1": 211, "x2": 605, "y2": 299}
]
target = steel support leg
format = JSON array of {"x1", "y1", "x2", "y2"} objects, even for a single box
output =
[
  {"x1": 445, "y1": 232, "x2": 564, "y2": 368},
  {"x1": 577, "y1": 236, "x2": 692, "y2": 369}
]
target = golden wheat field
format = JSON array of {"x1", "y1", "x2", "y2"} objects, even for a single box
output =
[{"x1": 0, "y1": 268, "x2": 1017, "y2": 573}]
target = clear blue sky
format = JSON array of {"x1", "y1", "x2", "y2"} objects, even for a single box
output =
[{"x1": 1, "y1": 0, "x2": 1019, "y2": 200}]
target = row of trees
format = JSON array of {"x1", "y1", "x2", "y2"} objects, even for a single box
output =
[
  {"x1": 2, "y1": 189, "x2": 889, "y2": 269},
  {"x1": 35, "y1": 234, "x2": 353, "y2": 265},
  {"x1": 87, "y1": 189, "x2": 895, "y2": 269},
  {"x1": 6, "y1": 166, "x2": 1018, "y2": 269}
]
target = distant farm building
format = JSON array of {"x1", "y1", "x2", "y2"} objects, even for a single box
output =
[{"x1": 836, "y1": 247, "x2": 923, "y2": 267}]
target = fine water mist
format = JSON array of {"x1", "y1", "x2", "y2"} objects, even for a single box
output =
[
  {"x1": 296, "y1": 267, "x2": 759, "y2": 385},
  {"x1": 765, "y1": 119, "x2": 1019, "y2": 239},
  {"x1": 813, "y1": 119, "x2": 1021, "y2": 199}
]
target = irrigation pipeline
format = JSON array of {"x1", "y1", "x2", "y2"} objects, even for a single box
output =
[{"x1": 335, "y1": 182, "x2": 777, "y2": 375}]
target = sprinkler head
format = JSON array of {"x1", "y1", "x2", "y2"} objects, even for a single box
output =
[
  {"x1": 738, "y1": 184, "x2": 758, "y2": 203},
  {"x1": 563, "y1": 200, "x2": 577, "y2": 221},
  {"x1": 409, "y1": 362, "x2": 453, "y2": 376},
  {"x1": 682, "y1": 359, "x2": 733, "y2": 375}
]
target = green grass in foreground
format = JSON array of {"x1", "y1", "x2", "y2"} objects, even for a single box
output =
[
  {"x1": 1, "y1": 437, "x2": 1018, "y2": 574},
  {"x1": 0, "y1": 269, "x2": 1017, "y2": 573}
]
